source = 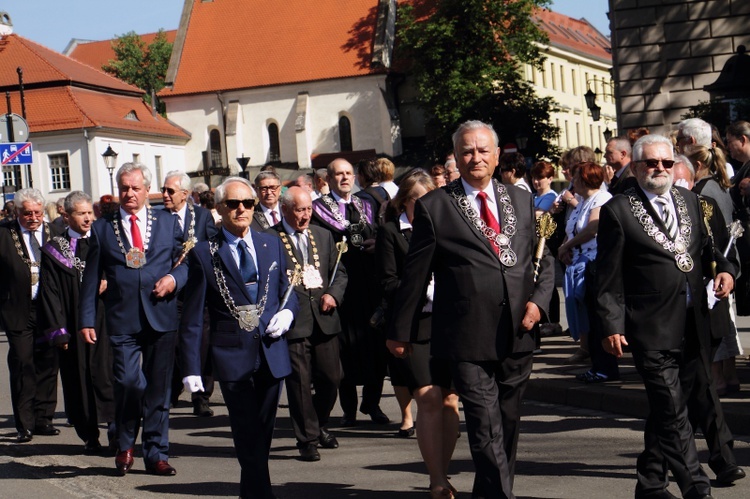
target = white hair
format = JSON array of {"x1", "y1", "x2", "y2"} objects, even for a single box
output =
[
  {"x1": 678, "y1": 118, "x2": 712, "y2": 147},
  {"x1": 632, "y1": 135, "x2": 674, "y2": 162},
  {"x1": 452, "y1": 120, "x2": 499, "y2": 153},
  {"x1": 116, "y1": 162, "x2": 153, "y2": 188},
  {"x1": 215, "y1": 177, "x2": 257, "y2": 204},
  {"x1": 164, "y1": 170, "x2": 191, "y2": 190},
  {"x1": 14, "y1": 188, "x2": 45, "y2": 211}
]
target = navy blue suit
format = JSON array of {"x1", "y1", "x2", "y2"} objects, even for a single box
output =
[
  {"x1": 180, "y1": 228, "x2": 298, "y2": 499},
  {"x1": 79, "y1": 209, "x2": 187, "y2": 465}
]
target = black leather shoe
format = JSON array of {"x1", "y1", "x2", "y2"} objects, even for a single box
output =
[
  {"x1": 715, "y1": 464, "x2": 746, "y2": 484},
  {"x1": 34, "y1": 424, "x2": 60, "y2": 436},
  {"x1": 298, "y1": 443, "x2": 321, "y2": 462},
  {"x1": 192, "y1": 400, "x2": 214, "y2": 417},
  {"x1": 361, "y1": 407, "x2": 390, "y2": 424},
  {"x1": 83, "y1": 440, "x2": 103, "y2": 455},
  {"x1": 16, "y1": 430, "x2": 33, "y2": 443},
  {"x1": 318, "y1": 428, "x2": 339, "y2": 449},
  {"x1": 340, "y1": 414, "x2": 357, "y2": 427}
]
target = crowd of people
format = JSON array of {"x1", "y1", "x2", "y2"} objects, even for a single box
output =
[{"x1": 1, "y1": 117, "x2": 749, "y2": 499}]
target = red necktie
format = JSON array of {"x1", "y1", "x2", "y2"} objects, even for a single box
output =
[
  {"x1": 476, "y1": 191, "x2": 500, "y2": 254},
  {"x1": 130, "y1": 215, "x2": 144, "y2": 251}
]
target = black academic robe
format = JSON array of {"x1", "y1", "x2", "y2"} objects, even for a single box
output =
[{"x1": 39, "y1": 232, "x2": 114, "y2": 441}]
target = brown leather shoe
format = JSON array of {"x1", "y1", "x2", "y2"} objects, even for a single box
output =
[
  {"x1": 146, "y1": 460, "x2": 176, "y2": 476},
  {"x1": 115, "y1": 448, "x2": 134, "y2": 476}
]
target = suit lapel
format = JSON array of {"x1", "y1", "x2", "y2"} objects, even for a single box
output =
[
  {"x1": 183, "y1": 207, "x2": 192, "y2": 240},
  {"x1": 252, "y1": 231, "x2": 274, "y2": 289}
]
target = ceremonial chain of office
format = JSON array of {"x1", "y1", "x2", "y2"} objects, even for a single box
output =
[
  {"x1": 626, "y1": 187, "x2": 694, "y2": 273},
  {"x1": 447, "y1": 179, "x2": 518, "y2": 267}
]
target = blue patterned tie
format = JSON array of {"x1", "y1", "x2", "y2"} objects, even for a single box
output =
[{"x1": 237, "y1": 240, "x2": 258, "y2": 303}]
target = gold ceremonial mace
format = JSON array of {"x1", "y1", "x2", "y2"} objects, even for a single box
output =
[
  {"x1": 329, "y1": 235, "x2": 348, "y2": 285},
  {"x1": 534, "y1": 212, "x2": 557, "y2": 283},
  {"x1": 699, "y1": 198, "x2": 717, "y2": 278}
]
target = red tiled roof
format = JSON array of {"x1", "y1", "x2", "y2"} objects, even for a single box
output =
[
  {"x1": 534, "y1": 9, "x2": 611, "y2": 63},
  {"x1": 0, "y1": 34, "x2": 142, "y2": 93},
  {"x1": 66, "y1": 30, "x2": 178, "y2": 72},
  {"x1": 163, "y1": 0, "x2": 384, "y2": 97},
  {"x1": 6, "y1": 86, "x2": 189, "y2": 139}
]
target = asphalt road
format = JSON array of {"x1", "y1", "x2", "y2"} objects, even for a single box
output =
[{"x1": 1, "y1": 336, "x2": 749, "y2": 499}]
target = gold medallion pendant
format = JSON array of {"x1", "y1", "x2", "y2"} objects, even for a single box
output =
[{"x1": 126, "y1": 248, "x2": 147, "y2": 269}]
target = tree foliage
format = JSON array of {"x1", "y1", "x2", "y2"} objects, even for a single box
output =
[
  {"x1": 396, "y1": 0, "x2": 559, "y2": 159},
  {"x1": 102, "y1": 30, "x2": 172, "y2": 113},
  {"x1": 682, "y1": 99, "x2": 750, "y2": 133}
]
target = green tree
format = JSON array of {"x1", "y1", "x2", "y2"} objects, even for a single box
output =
[
  {"x1": 102, "y1": 30, "x2": 172, "y2": 113},
  {"x1": 682, "y1": 100, "x2": 750, "y2": 133},
  {"x1": 396, "y1": 0, "x2": 559, "y2": 159}
]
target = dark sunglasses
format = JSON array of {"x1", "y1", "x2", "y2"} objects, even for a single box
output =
[
  {"x1": 161, "y1": 187, "x2": 180, "y2": 195},
  {"x1": 640, "y1": 159, "x2": 675, "y2": 169},
  {"x1": 223, "y1": 198, "x2": 256, "y2": 209}
]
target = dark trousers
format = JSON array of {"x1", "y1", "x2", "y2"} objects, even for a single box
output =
[
  {"x1": 221, "y1": 360, "x2": 283, "y2": 499},
  {"x1": 286, "y1": 327, "x2": 342, "y2": 445},
  {"x1": 5, "y1": 305, "x2": 59, "y2": 432},
  {"x1": 173, "y1": 304, "x2": 215, "y2": 406},
  {"x1": 685, "y1": 340, "x2": 736, "y2": 474},
  {"x1": 633, "y1": 320, "x2": 711, "y2": 498},
  {"x1": 451, "y1": 352, "x2": 533, "y2": 499},
  {"x1": 109, "y1": 327, "x2": 176, "y2": 464},
  {"x1": 339, "y1": 378, "x2": 384, "y2": 417}
]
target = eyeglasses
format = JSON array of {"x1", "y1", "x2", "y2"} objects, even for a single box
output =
[
  {"x1": 639, "y1": 159, "x2": 675, "y2": 169},
  {"x1": 161, "y1": 187, "x2": 181, "y2": 196},
  {"x1": 223, "y1": 198, "x2": 256, "y2": 209},
  {"x1": 258, "y1": 185, "x2": 281, "y2": 193}
]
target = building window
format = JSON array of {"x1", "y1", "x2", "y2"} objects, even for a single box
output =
[
  {"x1": 49, "y1": 153, "x2": 71, "y2": 191},
  {"x1": 565, "y1": 121, "x2": 571, "y2": 149},
  {"x1": 339, "y1": 116, "x2": 352, "y2": 152},
  {"x1": 541, "y1": 65, "x2": 547, "y2": 88},
  {"x1": 559, "y1": 65, "x2": 565, "y2": 92},
  {"x1": 2, "y1": 165, "x2": 22, "y2": 187},
  {"x1": 268, "y1": 123, "x2": 281, "y2": 162},
  {"x1": 571, "y1": 69, "x2": 577, "y2": 96},
  {"x1": 154, "y1": 155, "x2": 163, "y2": 183},
  {"x1": 132, "y1": 153, "x2": 141, "y2": 164},
  {"x1": 209, "y1": 129, "x2": 222, "y2": 167},
  {"x1": 550, "y1": 62, "x2": 556, "y2": 90}
]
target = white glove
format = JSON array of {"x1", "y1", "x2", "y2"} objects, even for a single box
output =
[
  {"x1": 422, "y1": 275, "x2": 435, "y2": 313},
  {"x1": 265, "y1": 309, "x2": 294, "y2": 338},
  {"x1": 706, "y1": 279, "x2": 718, "y2": 310},
  {"x1": 182, "y1": 375, "x2": 205, "y2": 393}
]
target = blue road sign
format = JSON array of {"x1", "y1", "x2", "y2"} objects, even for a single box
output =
[{"x1": 0, "y1": 142, "x2": 33, "y2": 165}]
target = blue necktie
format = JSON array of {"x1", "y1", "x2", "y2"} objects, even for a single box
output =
[{"x1": 237, "y1": 240, "x2": 258, "y2": 303}]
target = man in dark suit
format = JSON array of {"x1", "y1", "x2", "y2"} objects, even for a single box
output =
[
  {"x1": 0, "y1": 188, "x2": 63, "y2": 442},
  {"x1": 270, "y1": 186, "x2": 347, "y2": 461},
  {"x1": 161, "y1": 170, "x2": 219, "y2": 416},
  {"x1": 180, "y1": 177, "x2": 298, "y2": 499},
  {"x1": 389, "y1": 120, "x2": 554, "y2": 499},
  {"x1": 605, "y1": 136, "x2": 635, "y2": 195},
  {"x1": 251, "y1": 171, "x2": 283, "y2": 231},
  {"x1": 39, "y1": 191, "x2": 114, "y2": 453},
  {"x1": 312, "y1": 158, "x2": 388, "y2": 426},
  {"x1": 79, "y1": 162, "x2": 188, "y2": 476},
  {"x1": 597, "y1": 134, "x2": 735, "y2": 499}
]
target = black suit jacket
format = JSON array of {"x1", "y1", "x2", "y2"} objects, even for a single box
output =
[
  {"x1": 266, "y1": 224, "x2": 347, "y2": 340},
  {"x1": 377, "y1": 219, "x2": 431, "y2": 342},
  {"x1": 608, "y1": 164, "x2": 636, "y2": 195},
  {"x1": 0, "y1": 220, "x2": 62, "y2": 331},
  {"x1": 595, "y1": 185, "x2": 735, "y2": 351},
  {"x1": 177, "y1": 204, "x2": 219, "y2": 242},
  {"x1": 388, "y1": 180, "x2": 554, "y2": 361}
]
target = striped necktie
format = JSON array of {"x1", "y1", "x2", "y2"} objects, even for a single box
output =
[{"x1": 656, "y1": 195, "x2": 678, "y2": 240}]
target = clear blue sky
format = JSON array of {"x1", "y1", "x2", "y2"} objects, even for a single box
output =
[{"x1": 6, "y1": 1, "x2": 610, "y2": 53}]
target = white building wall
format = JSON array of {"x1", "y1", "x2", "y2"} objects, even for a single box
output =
[
  {"x1": 13, "y1": 133, "x2": 187, "y2": 203},
  {"x1": 525, "y1": 45, "x2": 617, "y2": 153},
  {"x1": 163, "y1": 74, "x2": 400, "y2": 173}
]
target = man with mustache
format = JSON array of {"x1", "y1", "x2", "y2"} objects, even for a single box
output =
[{"x1": 597, "y1": 134, "x2": 735, "y2": 499}]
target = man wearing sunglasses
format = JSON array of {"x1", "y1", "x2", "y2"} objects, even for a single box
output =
[
  {"x1": 179, "y1": 176, "x2": 298, "y2": 499},
  {"x1": 161, "y1": 171, "x2": 218, "y2": 416},
  {"x1": 596, "y1": 134, "x2": 736, "y2": 499}
]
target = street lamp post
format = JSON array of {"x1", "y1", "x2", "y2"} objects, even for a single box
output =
[{"x1": 102, "y1": 145, "x2": 118, "y2": 195}]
